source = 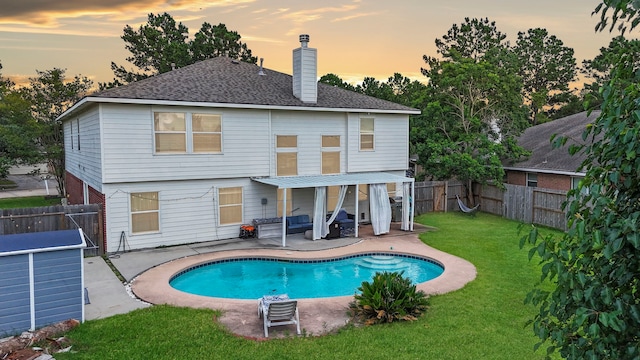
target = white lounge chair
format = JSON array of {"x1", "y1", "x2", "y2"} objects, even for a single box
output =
[{"x1": 258, "y1": 295, "x2": 301, "y2": 337}]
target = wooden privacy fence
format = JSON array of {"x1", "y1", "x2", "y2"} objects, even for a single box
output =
[
  {"x1": 474, "y1": 183, "x2": 568, "y2": 230},
  {"x1": 0, "y1": 204, "x2": 104, "y2": 256},
  {"x1": 413, "y1": 181, "x2": 569, "y2": 231},
  {"x1": 413, "y1": 180, "x2": 465, "y2": 214}
]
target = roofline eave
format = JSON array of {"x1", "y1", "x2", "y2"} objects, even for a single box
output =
[
  {"x1": 57, "y1": 96, "x2": 420, "y2": 121},
  {"x1": 503, "y1": 166, "x2": 586, "y2": 177}
]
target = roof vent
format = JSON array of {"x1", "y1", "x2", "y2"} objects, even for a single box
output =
[{"x1": 258, "y1": 58, "x2": 266, "y2": 76}]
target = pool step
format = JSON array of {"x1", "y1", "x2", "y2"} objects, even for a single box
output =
[{"x1": 355, "y1": 256, "x2": 410, "y2": 270}]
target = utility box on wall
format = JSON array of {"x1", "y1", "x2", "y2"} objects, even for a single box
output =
[{"x1": 0, "y1": 229, "x2": 86, "y2": 337}]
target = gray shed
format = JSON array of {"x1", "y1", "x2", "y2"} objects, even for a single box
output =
[{"x1": 0, "y1": 229, "x2": 86, "y2": 337}]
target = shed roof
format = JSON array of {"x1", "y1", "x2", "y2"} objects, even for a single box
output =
[
  {"x1": 59, "y1": 57, "x2": 420, "y2": 120},
  {"x1": 504, "y1": 111, "x2": 601, "y2": 175},
  {"x1": 0, "y1": 229, "x2": 86, "y2": 256}
]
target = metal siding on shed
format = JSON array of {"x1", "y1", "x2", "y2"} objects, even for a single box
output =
[
  {"x1": 0, "y1": 254, "x2": 31, "y2": 336},
  {"x1": 33, "y1": 249, "x2": 83, "y2": 328}
]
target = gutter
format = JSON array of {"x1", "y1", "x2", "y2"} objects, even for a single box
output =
[{"x1": 57, "y1": 96, "x2": 421, "y2": 121}]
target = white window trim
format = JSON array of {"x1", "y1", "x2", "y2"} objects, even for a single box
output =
[
  {"x1": 526, "y1": 173, "x2": 538, "y2": 188},
  {"x1": 153, "y1": 111, "x2": 224, "y2": 155},
  {"x1": 321, "y1": 134, "x2": 341, "y2": 174},
  {"x1": 275, "y1": 135, "x2": 298, "y2": 177},
  {"x1": 359, "y1": 117, "x2": 375, "y2": 151},
  {"x1": 218, "y1": 186, "x2": 244, "y2": 226},
  {"x1": 192, "y1": 113, "x2": 223, "y2": 154},
  {"x1": 129, "y1": 191, "x2": 161, "y2": 235}
]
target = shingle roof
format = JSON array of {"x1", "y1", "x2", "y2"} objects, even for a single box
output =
[
  {"x1": 504, "y1": 111, "x2": 601, "y2": 174},
  {"x1": 91, "y1": 57, "x2": 418, "y2": 113}
]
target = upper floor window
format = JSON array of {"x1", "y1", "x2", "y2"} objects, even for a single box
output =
[
  {"x1": 360, "y1": 118, "x2": 374, "y2": 151},
  {"x1": 276, "y1": 135, "x2": 297, "y2": 176},
  {"x1": 192, "y1": 114, "x2": 222, "y2": 153},
  {"x1": 526, "y1": 173, "x2": 538, "y2": 187},
  {"x1": 76, "y1": 119, "x2": 80, "y2": 151},
  {"x1": 322, "y1": 135, "x2": 340, "y2": 174},
  {"x1": 154, "y1": 112, "x2": 222, "y2": 154},
  {"x1": 154, "y1": 112, "x2": 186, "y2": 153},
  {"x1": 130, "y1": 192, "x2": 160, "y2": 234}
]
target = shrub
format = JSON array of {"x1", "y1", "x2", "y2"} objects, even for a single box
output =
[{"x1": 349, "y1": 271, "x2": 429, "y2": 325}]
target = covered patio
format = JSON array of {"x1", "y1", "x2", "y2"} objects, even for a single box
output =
[{"x1": 252, "y1": 172, "x2": 415, "y2": 247}]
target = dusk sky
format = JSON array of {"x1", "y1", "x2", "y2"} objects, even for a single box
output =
[{"x1": 0, "y1": 0, "x2": 629, "y2": 88}]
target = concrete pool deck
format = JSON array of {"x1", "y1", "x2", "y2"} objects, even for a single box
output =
[{"x1": 119, "y1": 223, "x2": 476, "y2": 339}]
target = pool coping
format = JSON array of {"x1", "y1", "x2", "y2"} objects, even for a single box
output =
[{"x1": 130, "y1": 230, "x2": 476, "y2": 339}]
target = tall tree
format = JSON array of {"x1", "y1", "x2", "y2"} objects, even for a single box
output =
[
  {"x1": 582, "y1": 35, "x2": 640, "y2": 87},
  {"x1": 25, "y1": 68, "x2": 93, "y2": 196},
  {"x1": 415, "y1": 56, "x2": 528, "y2": 201},
  {"x1": 0, "y1": 63, "x2": 40, "y2": 178},
  {"x1": 103, "y1": 13, "x2": 256, "y2": 89},
  {"x1": 513, "y1": 28, "x2": 577, "y2": 125},
  {"x1": 190, "y1": 22, "x2": 257, "y2": 63},
  {"x1": 319, "y1": 73, "x2": 357, "y2": 91},
  {"x1": 434, "y1": 17, "x2": 509, "y2": 62},
  {"x1": 523, "y1": 1, "x2": 640, "y2": 358}
]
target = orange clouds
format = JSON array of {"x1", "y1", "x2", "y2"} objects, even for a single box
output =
[{"x1": 0, "y1": 0, "x2": 255, "y2": 27}]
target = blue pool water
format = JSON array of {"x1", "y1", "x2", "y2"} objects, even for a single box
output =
[{"x1": 169, "y1": 253, "x2": 444, "y2": 299}]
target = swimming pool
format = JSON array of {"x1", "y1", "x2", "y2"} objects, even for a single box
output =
[{"x1": 169, "y1": 253, "x2": 444, "y2": 299}]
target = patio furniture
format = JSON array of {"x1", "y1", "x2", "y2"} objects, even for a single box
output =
[
  {"x1": 258, "y1": 294, "x2": 301, "y2": 337},
  {"x1": 286, "y1": 215, "x2": 313, "y2": 234},
  {"x1": 456, "y1": 195, "x2": 479, "y2": 214}
]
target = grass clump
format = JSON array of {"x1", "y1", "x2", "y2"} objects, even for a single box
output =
[
  {"x1": 349, "y1": 271, "x2": 429, "y2": 325},
  {"x1": 0, "y1": 196, "x2": 62, "y2": 209}
]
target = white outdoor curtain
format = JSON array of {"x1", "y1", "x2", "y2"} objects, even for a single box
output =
[
  {"x1": 313, "y1": 187, "x2": 328, "y2": 240},
  {"x1": 369, "y1": 183, "x2": 391, "y2": 235},
  {"x1": 325, "y1": 185, "x2": 348, "y2": 225},
  {"x1": 401, "y1": 182, "x2": 410, "y2": 230}
]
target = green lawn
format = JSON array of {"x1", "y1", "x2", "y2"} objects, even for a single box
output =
[
  {"x1": 0, "y1": 196, "x2": 62, "y2": 209},
  {"x1": 56, "y1": 212, "x2": 560, "y2": 360}
]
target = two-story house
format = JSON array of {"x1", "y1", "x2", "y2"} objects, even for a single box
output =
[{"x1": 58, "y1": 35, "x2": 420, "y2": 253}]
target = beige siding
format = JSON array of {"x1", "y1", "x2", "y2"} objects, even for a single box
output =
[
  {"x1": 100, "y1": 104, "x2": 271, "y2": 183},
  {"x1": 347, "y1": 113, "x2": 409, "y2": 172},
  {"x1": 64, "y1": 105, "x2": 102, "y2": 191}
]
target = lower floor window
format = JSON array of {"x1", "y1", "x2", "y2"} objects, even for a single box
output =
[
  {"x1": 131, "y1": 192, "x2": 159, "y2": 233},
  {"x1": 219, "y1": 187, "x2": 243, "y2": 225}
]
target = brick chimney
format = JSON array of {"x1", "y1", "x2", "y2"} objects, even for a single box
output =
[{"x1": 292, "y1": 34, "x2": 317, "y2": 103}]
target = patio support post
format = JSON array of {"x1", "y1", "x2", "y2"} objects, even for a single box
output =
[
  {"x1": 354, "y1": 184, "x2": 359, "y2": 237},
  {"x1": 411, "y1": 181, "x2": 415, "y2": 231},
  {"x1": 281, "y1": 187, "x2": 287, "y2": 247}
]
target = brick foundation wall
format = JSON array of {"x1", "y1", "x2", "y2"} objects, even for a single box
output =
[
  {"x1": 65, "y1": 171, "x2": 84, "y2": 205},
  {"x1": 64, "y1": 171, "x2": 108, "y2": 253}
]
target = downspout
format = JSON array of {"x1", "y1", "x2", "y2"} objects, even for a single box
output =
[
  {"x1": 354, "y1": 184, "x2": 359, "y2": 237},
  {"x1": 281, "y1": 186, "x2": 287, "y2": 247}
]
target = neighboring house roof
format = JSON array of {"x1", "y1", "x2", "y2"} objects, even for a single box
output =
[
  {"x1": 60, "y1": 57, "x2": 419, "y2": 120},
  {"x1": 504, "y1": 110, "x2": 601, "y2": 176}
]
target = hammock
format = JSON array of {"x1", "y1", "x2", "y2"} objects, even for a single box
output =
[{"x1": 456, "y1": 195, "x2": 480, "y2": 214}]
